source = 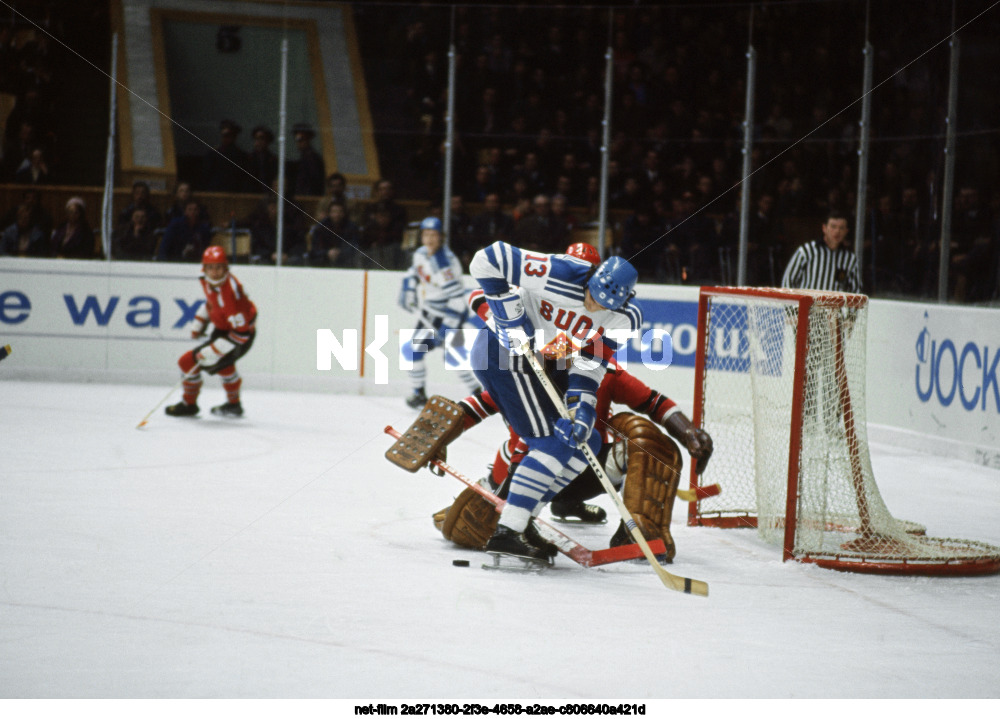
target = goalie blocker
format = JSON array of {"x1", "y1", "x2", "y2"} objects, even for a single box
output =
[{"x1": 384, "y1": 395, "x2": 465, "y2": 472}]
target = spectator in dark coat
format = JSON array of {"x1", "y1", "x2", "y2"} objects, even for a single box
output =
[
  {"x1": 246, "y1": 125, "x2": 278, "y2": 192},
  {"x1": 292, "y1": 123, "x2": 326, "y2": 196},
  {"x1": 117, "y1": 180, "x2": 163, "y2": 229},
  {"x1": 1, "y1": 202, "x2": 51, "y2": 257},
  {"x1": 158, "y1": 200, "x2": 212, "y2": 262},
  {"x1": 51, "y1": 197, "x2": 95, "y2": 259},
  {"x1": 203, "y1": 119, "x2": 249, "y2": 192},
  {"x1": 469, "y1": 192, "x2": 515, "y2": 258},
  {"x1": 308, "y1": 200, "x2": 359, "y2": 268},
  {"x1": 512, "y1": 194, "x2": 566, "y2": 253},
  {"x1": 113, "y1": 208, "x2": 157, "y2": 261}
]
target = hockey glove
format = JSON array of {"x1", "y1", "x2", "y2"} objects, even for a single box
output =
[
  {"x1": 554, "y1": 389, "x2": 598, "y2": 448},
  {"x1": 664, "y1": 410, "x2": 714, "y2": 474},
  {"x1": 196, "y1": 337, "x2": 236, "y2": 369},
  {"x1": 485, "y1": 290, "x2": 534, "y2": 354},
  {"x1": 398, "y1": 276, "x2": 418, "y2": 312},
  {"x1": 190, "y1": 317, "x2": 208, "y2": 340}
]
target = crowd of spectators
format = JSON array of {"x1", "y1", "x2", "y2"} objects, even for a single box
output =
[
  {"x1": 354, "y1": 1, "x2": 999, "y2": 300},
  {"x1": 1, "y1": 11, "x2": 60, "y2": 186}
]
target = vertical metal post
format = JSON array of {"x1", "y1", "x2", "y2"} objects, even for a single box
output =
[
  {"x1": 442, "y1": 7, "x2": 457, "y2": 246},
  {"x1": 737, "y1": 44, "x2": 756, "y2": 286},
  {"x1": 938, "y1": 34, "x2": 960, "y2": 302},
  {"x1": 276, "y1": 36, "x2": 289, "y2": 267},
  {"x1": 854, "y1": 10, "x2": 873, "y2": 282},
  {"x1": 596, "y1": 8, "x2": 614, "y2": 258},
  {"x1": 101, "y1": 32, "x2": 118, "y2": 262}
]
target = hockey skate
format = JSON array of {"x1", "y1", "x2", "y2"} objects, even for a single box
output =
[
  {"x1": 484, "y1": 525, "x2": 553, "y2": 572},
  {"x1": 404, "y1": 388, "x2": 428, "y2": 409},
  {"x1": 165, "y1": 401, "x2": 199, "y2": 417},
  {"x1": 211, "y1": 402, "x2": 244, "y2": 418},
  {"x1": 549, "y1": 499, "x2": 607, "y2": 524},
  {"x1": 524, "y1": 520, "x2": 558, "y2": 560}
]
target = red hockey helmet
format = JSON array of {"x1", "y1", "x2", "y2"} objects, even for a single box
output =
[
  {"x1": 202, "y1": 245, "x2": 228, "y2": 268},
  {"x1": 565, "y1": 242, "x2": 601, "y2": 266}
]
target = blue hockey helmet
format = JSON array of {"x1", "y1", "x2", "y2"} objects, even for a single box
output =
[
  {"x1": 420, "y1": 216, "x2": 442, "y2": 232},
  {"x1": 588, "y1": 256, "x2": 638, "y2": 310}
]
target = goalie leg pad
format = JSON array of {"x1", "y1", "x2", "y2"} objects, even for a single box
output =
[
  {"x1": 607, "y1": 412, "x2": 683, "y2": 561},
  {"x1": 440, "y1": 486, "x2": 499, "y2": 549},
  {"x1": 433, "y1": 506, "x2": 449, "y2": 533},
  {"x1": 385, "y1": 395, "x2": 465, "y2": 472}
]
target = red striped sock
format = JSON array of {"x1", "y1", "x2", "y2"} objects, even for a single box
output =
[
  {"x1": 219, "y1": 367, "x2": 241, "y2": 405},
  {"x1": 182, "y1": 375, "x2": 202, "y2": 405}
]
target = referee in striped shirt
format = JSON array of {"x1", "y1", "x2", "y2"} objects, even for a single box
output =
[{"x1": 781, "y1": 211, "x2": 862, "y2": 293}]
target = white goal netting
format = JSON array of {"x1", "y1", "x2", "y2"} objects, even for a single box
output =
[{"x1": 689, "y1": 287, "x2": 1000, "y2": 575}]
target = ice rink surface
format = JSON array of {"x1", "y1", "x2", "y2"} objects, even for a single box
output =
[{"x1": 1, "y1": 380, "x2": 998, "y2": 699}]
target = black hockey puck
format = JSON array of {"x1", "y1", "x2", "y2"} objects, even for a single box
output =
[{"x1": 452, "y1": 559, "x2": 470, "y2": 567}]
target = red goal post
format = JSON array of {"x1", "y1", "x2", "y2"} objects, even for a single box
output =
[{"x1": 687, "y1": 286, "x2": 1000, "y2": 576}]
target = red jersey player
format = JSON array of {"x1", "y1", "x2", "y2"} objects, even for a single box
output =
[{"x1": 166, "y1": 246, "x2": 257, "y2": 418}]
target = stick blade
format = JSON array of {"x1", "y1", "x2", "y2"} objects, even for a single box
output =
[
  {"x1": 678, "y1": 483, "x2": 722, "y2": 502},
  {"x1": 657, "y1": 568, "x2": 709, "y2": 597},
  {"x1": 587, "y1": 539, "x2": 667, "y2": 567}
]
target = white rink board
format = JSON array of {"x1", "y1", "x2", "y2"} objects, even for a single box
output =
[
  {"x1": 1, "y1": 257, "x2": 998, "y2": 462},
  {"x1": 866, "y1": 298, "x2": 1000, "y2": 466}
]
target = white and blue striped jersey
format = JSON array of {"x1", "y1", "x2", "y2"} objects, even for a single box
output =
[
  {"x1": 470, "y1": 241, "x2": 643, "y2": 382},
  {"x1": 403, "y1": 245, "x2": 467, "y2": 328}
]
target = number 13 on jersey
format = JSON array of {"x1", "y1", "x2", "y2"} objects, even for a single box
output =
[{"x1": 524, "y1": 253, "x2": 549, "y2": 277}]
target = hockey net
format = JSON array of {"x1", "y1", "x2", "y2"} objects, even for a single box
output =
[{"x1": 688, "y1": 286, "x2": 1000, "y2": 575}]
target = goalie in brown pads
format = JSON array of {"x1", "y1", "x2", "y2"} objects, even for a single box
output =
[
  {"x1": 605, "y1": 412, "x2": 683, "y2": 560},
  {"x1": 431, "y1": 409, "x2": 700, "y2": 562},
  {"x1": 422, "y1": 363, "x2": 713, "y2": 558}
]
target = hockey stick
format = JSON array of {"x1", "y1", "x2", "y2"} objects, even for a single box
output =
[
  {"x1": 136, "y1": 370, "x2": 198, "y2": 429},
  {"x1": 677, "y1": 483, "x2": 722, "y2": 503},
  {"x1": 384, "y1": 426, "x2": 665, "y2": 567},
  {"x1": 522, "y1": 350, "x2": 709, "y2": 596}
]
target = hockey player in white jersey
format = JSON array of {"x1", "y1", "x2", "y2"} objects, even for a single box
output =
[
  {"x1": 399, "y1": 217, "x2": 480, "y2": 408},
  {"x1": 469, "y1": 240, "x2": 642, "y2": 566}
]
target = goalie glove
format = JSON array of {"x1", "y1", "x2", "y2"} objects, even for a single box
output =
[
  {"x1": 554, "y1": 381, "x2": 598, "y2": 449},
  {"x1": 398, "y1": 275, "x2": 418, "y2": 313},
  {"x1": 664, "y1": 410, "x2": 714, "y2": 474},
  {"x1": 195, "y1": 337, "x2": 236, "y2": 369},
  {"x1": 485, "y1": 290, "x2": 534, "y2": 354}
]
